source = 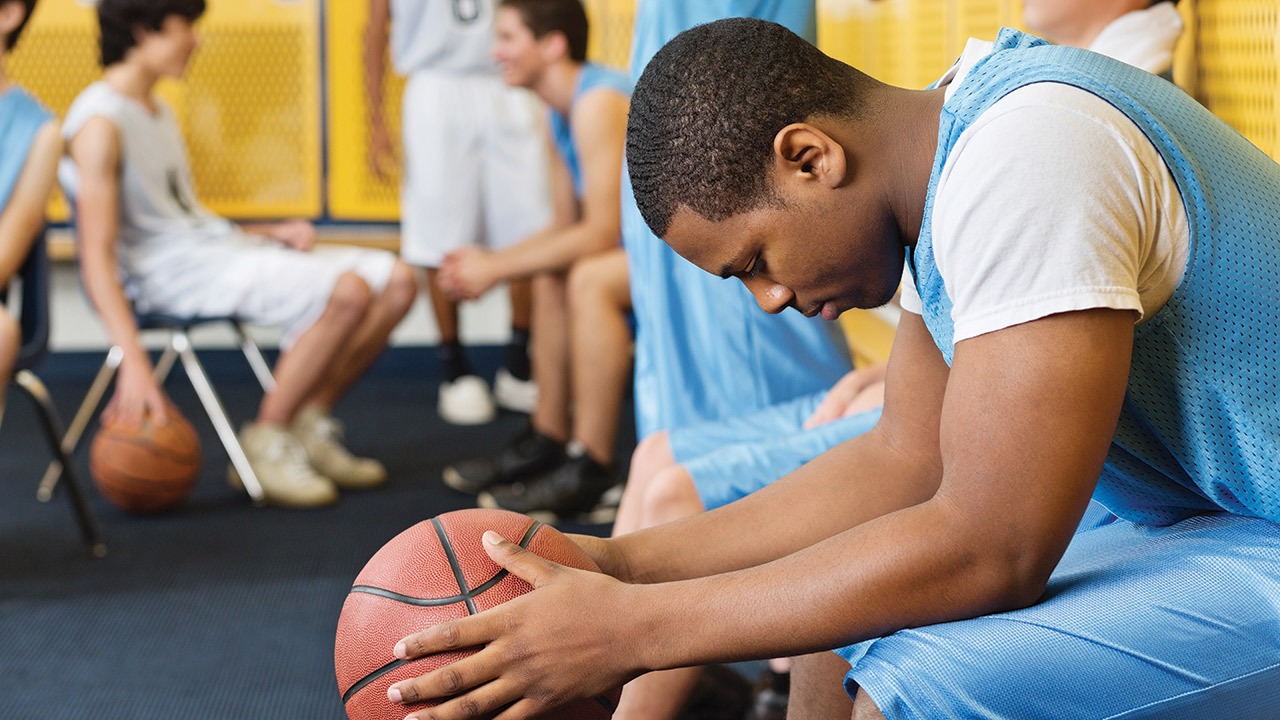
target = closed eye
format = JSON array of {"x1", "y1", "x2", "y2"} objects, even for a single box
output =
[{"x1": 746, "y1": 256, "x2": 764, "y2": 281}]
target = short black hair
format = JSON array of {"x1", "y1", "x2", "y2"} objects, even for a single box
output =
[
  {"x1": 4, "y1": 0, "x2": 38, "y2": 51},
  {"x1": 500, "y1": 0, "x2": 589, "y2": 63},
  {"x1": 97, "y1": 0, "x2": 205, "y2": 67},
  {"x1": 626, "y1": 18, "x2": 870, "y2": 237}
]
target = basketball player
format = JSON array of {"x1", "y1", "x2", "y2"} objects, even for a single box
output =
[
  {"x1": 365, "y1": 0, "x2": 551, "y2": 424},
  {"x1": 437, "y1": 0, "x2": 631, "y2": 520},
  {"x1": 0, "y1": 0, "x2": 54, "y2": 429},
  {"x1": 61, "y1": 0, "x2": 417, "y2": 507},
  {"x1": 386, "y1": 18, "x2": 1280, "y2": 720},
  {"x1": 611, "y1": 1, "x2": 1188, "y2": 716}
]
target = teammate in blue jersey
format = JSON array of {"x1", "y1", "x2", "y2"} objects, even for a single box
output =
[
  {"x1": 0, "y1": 0, "x2": 55, "y2": 429},
  {"x1": 439, "y1": 0, "x2": 634, "y2": 519},
  {"x1": 383, "y1": 18, "x2": 1280, "y2": 720}
]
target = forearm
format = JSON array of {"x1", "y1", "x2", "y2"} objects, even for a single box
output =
[
  {"x1": 613, "y1": 427, "x2": 941, "y2": 584},
  {"x1": 488, "y1": 221, "x2": 618, "y2": 281},
  {"x1": 626, "y1": 498, "x2": 1029, "y2": 671},
  {"x1": 79, "y1": 249, "x2": 148, "y2": 366},
  {"x1": 363, "y1": 8, "x2": 390, "y2": 128}
]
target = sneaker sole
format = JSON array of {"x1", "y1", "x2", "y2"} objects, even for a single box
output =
[
  {"x1": 442, "y1": 466, "x2": 486, "y2": 495},
  {"x1": 473, "y1": 491, "x2": 616, "y2": 525}
]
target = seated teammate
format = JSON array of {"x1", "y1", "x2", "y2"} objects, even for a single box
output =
[
  {"x1": 612, "y1": 1, "x2": 1188, "y2": 716},
  {"x1": 439, "y1": 0, "x2": 632, "y2": 520},
  {"x1": 0, "y1": 0, "x2": 55, "y2": 429},
  {"x1": 383, "y1": 18, "x2": 1280, "y2": 720},
  {"x1": 60, "y1": 0, "x2": 416, "y2": 507}
]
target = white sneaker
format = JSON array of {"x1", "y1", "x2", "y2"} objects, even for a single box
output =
[
  {"x1": 232, "y1": 422, "x2": 338, "y2": 507},
  {"x1": 493, "y1": 367, "x2": 538, "y2": 414},
  {"x1": 290, "y1": 405, "x2": 386, "y2": 489},
  {"x1": 438, "y1": 375, "x2": 497, "y2": 425}
]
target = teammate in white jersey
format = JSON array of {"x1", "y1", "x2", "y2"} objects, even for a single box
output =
[
  {"x1": 365, "y1": 0, "x2": 552, "y2": 425},
  {"x1": 61, "y1": 0, "x2": 417, "y2": 508}
]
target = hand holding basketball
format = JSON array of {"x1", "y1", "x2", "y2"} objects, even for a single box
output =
[{"x1": 387, "y1": 528, "x2": 640, "y2": 720}]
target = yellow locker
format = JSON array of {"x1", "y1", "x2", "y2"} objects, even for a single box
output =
[
  {"x1": 8, "y1": 0, "x2": 322, "y2": 222},
  {"x1": 1193, "y1": 0, "x2": 1279, "y2": 160}
]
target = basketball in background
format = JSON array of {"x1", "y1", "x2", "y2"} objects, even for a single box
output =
[
  {"x1": 335, "y1": 508, "x2": 621, "y2": 720},
  {"x1": 89, "y1": 409, "x2": 202, "y2": 513}
]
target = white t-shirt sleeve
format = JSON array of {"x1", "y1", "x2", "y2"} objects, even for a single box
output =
[{"x1": 926, "y1": 84, "x2": 1182, "y2": 342}]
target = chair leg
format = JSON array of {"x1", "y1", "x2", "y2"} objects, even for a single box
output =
[
  {"x1": 152, "y1": 339, "x2": 179, "y2": 385},
  {"x1": 234, "y1": 323, "x2": 276, "y2": 393},
  {"x1": 38, "y1": 345, "x2": 123, "y2": 502},
  {"x1": 171, "y1": 330, "x2": 267, "y2": 506},
  {"x1": 15, "y1": 370, "x2": 108, "y2": 557}
]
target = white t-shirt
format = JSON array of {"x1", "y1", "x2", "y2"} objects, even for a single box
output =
[
  {"x1": 390, "y1": 0, "x2": 498, "y2": 76},
  {"x1": 898, "y1": 39, "x2": 1191, "y2": 343}
]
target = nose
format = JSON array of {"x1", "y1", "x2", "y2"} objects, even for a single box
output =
[{"x1": 744, "y1": 277, "x2": 794, "y2": 314}]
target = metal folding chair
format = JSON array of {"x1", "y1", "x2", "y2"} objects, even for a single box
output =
[
  {"x1": 36, "y1": 303, "x2": 279, "y2": 508},
  {"x1": 6, "y1": 232, "x2": 107, "y2": 556}
]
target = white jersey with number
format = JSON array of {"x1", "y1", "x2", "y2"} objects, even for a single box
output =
[{"x1": 390, "y1": 0, "x2": 498, "y2": 76}]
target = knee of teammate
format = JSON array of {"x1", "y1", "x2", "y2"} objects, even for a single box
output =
[
  {"x1": 384, "y1": 261, "x2": 418, "y2": 317},
  {"x1": 628, "y1": 431, "x2": 675, "y2": 486},
  {"x1": 642, "y1": 464, "x2": 701, "y2": 526},
  {"x1": 566, "y1": 256, "x2": 606, "y2": 306},
  {"x1": 327, "y1": 272, "x2": 373, "y2": 322}
]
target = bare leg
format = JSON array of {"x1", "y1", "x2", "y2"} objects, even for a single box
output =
[
  {"x1": 308, "y1": 261, "x2": 417, "y2": 409},
  {"x1": 258, "y1": 273, "x2": 371, "y2": 425},
  {"x1": 530, "y1": 271, "x2": 570, "y2": 443},
  {"x1": 614, "y1": 431, "x2": 677, "y2": 534},
  {"x1": 424, "y1": 267, "x2": 459, "y2": 344},
  {"x1": 0, "y1": 309, "x2": 18, "y2": 430},
  {"x1": 613, "y1": 461, "x2": 709, "y2": 720},
  {"x1": 566, "y1": 249, "x2": 632, "y2": 465},
  {"x1": 509, "y1": 277, "x2": 532, "y2": 332},
  {"x1": 790, "y1": 651, "x2": 856, "y2": 720}
]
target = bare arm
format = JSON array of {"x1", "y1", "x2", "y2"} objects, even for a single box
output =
[
  {"x1": 440, "y1": 90, "x2": 628, "y2": 298},
  {"x1": 363, "y1": 0, "x2": 395, "y2": 179},
  {"x1": 69, "y1": 116, "x2": 168, "y2": 423},
  {"x1": 388, "y1": 307, "x2": 1135, "y2": 719},
  {"x1": 0, "y1": 121, "x2": 61, "y2": 286}
]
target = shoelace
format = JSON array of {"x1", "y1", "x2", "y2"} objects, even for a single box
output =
[
  {"x1": 265, "y1": 435, "x2": 313, "y2": 483},
  {"x1": 313, "y1": 415, "x2": 345, "y2": 442}
]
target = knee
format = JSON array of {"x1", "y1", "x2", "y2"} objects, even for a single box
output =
[
  {"x1": 328, "y1": 272, "x2": 373, "y2": 320},
  {"x1": 641, "y1": 464, "x2": 700, "y2": 527},
  {"x1": 629, "y1": 431, "x2": 675, "y2": 484},
  {"x1": 383, "y1": 261, "x2": 418, "y2": 316},
  {"x1": 567, "y1": 258, "x2": 605, "y2": 306}
]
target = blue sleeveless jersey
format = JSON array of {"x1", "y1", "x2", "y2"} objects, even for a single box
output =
[
  {"x1": 0, "y1": 88, "x2": 52, "y2": 210},
  {"x1": 549, "y1": 63, "x2": 631, "y2": 197},
  {"x1": 624, "y1": 0, "x2": 851, "y2": 439},
  {"x1": 910, "y1": 29, "x2": 1280, "y2": 525}
]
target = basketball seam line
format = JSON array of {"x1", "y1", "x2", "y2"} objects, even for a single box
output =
[{"x1": 341, "y1": 519, "x2": 544, "y2": 705}]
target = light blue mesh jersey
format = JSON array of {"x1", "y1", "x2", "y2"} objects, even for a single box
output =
[
  {"x1": 911, "y1": 29, "x2": 1280, "y2": 526},
  {"x1": 0, "y1": 88, "x2": 52, "y2": 210},
  {"x1": 548, "y1": 63, "x2": 632, "y2": 198}
]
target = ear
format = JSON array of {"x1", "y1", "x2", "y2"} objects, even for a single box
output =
[
  {"x1": 773, "y1": 123, "x2": 849, "y2": 190},
  {"x1": 540, "y1": 30, "x2": 570, "y2": 63},
  {"x1": 0, "y1": 2, "x2": 23, "y2": 40}
]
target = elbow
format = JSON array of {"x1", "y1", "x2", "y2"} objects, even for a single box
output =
[{"x1": 974, "y1": 541, "x2": 1058, "y2": 613}]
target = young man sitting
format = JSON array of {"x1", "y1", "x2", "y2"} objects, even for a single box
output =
[
  {"x1": 438, "y1": 0, "x2": 632, "y2": 520},
  {"x1": 61, "y1": 0, "x2": 416, "y2": 507}
]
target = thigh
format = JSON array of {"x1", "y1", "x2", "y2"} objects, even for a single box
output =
[{"x1": 837, "y1": 512, "x2": 1280, "y2": 719}]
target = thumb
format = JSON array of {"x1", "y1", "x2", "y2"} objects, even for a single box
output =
[{"x1": 483, "y1": 530, "x2": 557, "y2": 588}]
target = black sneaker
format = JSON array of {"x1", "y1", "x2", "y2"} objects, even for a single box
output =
[
  {"x1": 476, "y1": 455, "x2": 615, "y2": 521},
  {"x1": 676, "y1": 665, "x2": 752, "y2": 720},
  {"x1": 441, "y1": 426, "x2": 565, "y2": 495},
  {"x1": 743, "y1": 668, "x2": 789, "y2": 720}
]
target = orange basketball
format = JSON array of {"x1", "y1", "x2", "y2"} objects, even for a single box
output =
[
  {"x1": 89, "y1": 410, "x2": 202, "y2": 513},
  {"x1": 335, "y1": 508, "x2": 621, "y2": 720}
]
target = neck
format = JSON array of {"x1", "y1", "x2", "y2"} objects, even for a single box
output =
[
  {"x1": 535, "y1": 61, "x2": 581, "y2": 115},
  {"x1": 870, "y1": 84, "x2": 947, "y2": 247},
  {"x1": 103, "y1": 60, "x2": 162, "y2": 109}
]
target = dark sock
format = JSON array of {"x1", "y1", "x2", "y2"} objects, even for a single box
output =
[
  {"x1": 504, "y1": 328, "x2": 531, "y2": 381},
  {"x1": 438, "y1": 341, "x2": 470, "y2": 382}
]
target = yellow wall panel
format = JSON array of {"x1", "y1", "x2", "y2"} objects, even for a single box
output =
[
  {"x1": 325, "y1": 0, "x2": 404, "y2": 221},
  {"x1": 9, "y1": 0, "x2": 321, "y2": 222},
  {"x1": 584, "y1": 0, "x2": 635, "y2": 70},
  {"x1": 1194, "y1": 0, "x2": 1279, "y2": 159}
]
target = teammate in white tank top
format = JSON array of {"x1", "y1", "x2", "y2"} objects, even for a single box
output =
[
  {"x1": 62, "y1": 0, "x2": 418, "y2": 508},
  {"x1": 365, "y1": 0, "x2": 552, "y2": 426}
]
